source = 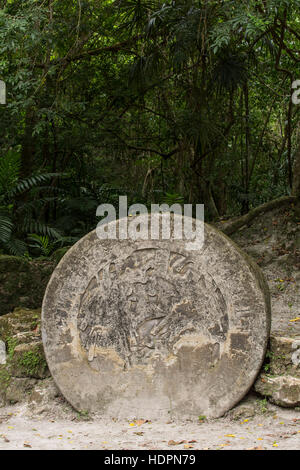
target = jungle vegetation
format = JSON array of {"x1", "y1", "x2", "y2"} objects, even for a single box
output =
[{"x1": 0, "y1": 0, "x2": 299, "y2": 257}]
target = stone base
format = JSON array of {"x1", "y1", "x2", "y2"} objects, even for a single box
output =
[
  {"x1": 0, "y1": 308, "x2": 51, "y2": 407},
  {"x1": 254, "y1": 333, "x2": 300, "y2": 408},
  {"x1": 255, "y1": 374, "x2": 300, "y2": 408},
  {"x1": 267, "y1": 335, "x2": 300, "y2": 377}
]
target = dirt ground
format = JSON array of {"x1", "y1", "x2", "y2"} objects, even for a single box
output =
[
  {"x1": 228, "y1": 205, "x2": 300, "y2": 337},
  {"x1": 0, "y1": 398, "x2": 300, "y2": 450}
]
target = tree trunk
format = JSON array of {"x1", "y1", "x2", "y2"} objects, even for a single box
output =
[
  {"x1": 242, "y1": 81, "x2": 251, "y2": 214},
  {"x1": 200, "y1": 180, "x2": 219, "y2": 220},
  {"x1": 221, "y1": 195, "x2": 297, "y2": 236},
  {"x1": 21, "y1": 108, "x2": 36, "y2": 178}
]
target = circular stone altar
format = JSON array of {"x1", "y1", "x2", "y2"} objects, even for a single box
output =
[{"x1": 42, "y1": 216, "x2": 270, "y2": 418}]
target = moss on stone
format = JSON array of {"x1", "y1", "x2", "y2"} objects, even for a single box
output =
[
  {"x1": 13, "y1": 343, "x2": 48, "y2": 379},
  {"x1": 0, "y1": 307, "x2": 41, "y2": 340},
  {"x1": 6, "y1": 336, "x2": 18, "y2": 360},
  {"x1": 0, "y1": 309, "x2": 50, "y2": 406},
  {"x1": 0, "y1": 365, "x2": 11, "y2": 391}
]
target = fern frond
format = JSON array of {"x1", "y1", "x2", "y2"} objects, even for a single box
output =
[
  {"x1": 7, "y1": 173, "x2": 65, "y2": 198},
  {"x1": 15, "y1": 197, "x2": 60, "y2": 215},
  {"x1": 22, "y1": 219, "x2": 61, "y2": 239}
]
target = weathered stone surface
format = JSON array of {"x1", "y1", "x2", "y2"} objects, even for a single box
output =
[
  {"x1": 5, "y1": 378, "x2": 37, "y2": 405},
  {"x1": 0, "y1": 307, "x2": 41, "y2": 343},
  {"x1": 0, "y1": 308, "x2": 50, "y2": 406},
  {"x1": 267, "y1": 335, "x2": 300, "y2": 378},
  {"x1": 9, "y1": 341, "x2": 49, "y2": 379},
  {"x1": 255, "y1": 374, "x2": 300, "y2": 408},
  {"x1": 0, "y1": 340, "x2": 6, "y2": 365},
  {"x1": 42, "y1": 216, "x2": 271, "y2": 418},
  {"x1": 227, "y1": 394, "x2": 262, "y2": 420},
  {"x1": 254, "y1": 333, "x2": 300, "y2": 408}
]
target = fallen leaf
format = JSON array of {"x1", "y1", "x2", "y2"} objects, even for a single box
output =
[
  {"x1": 184, "y1": 444, "x2": 194, "y2": 449},
  {"x1": 130, "y1": 419, "x2": 149, "y2": 427},
  {"x1": 135, "y1": 419, "x2": 147, "y2": 426},
  {"x1": 24, "y1": 443, "x2": 32, "y2": 448},
  {"x1": 168, "y1": 440, "x2": 186, "y2": 446}
]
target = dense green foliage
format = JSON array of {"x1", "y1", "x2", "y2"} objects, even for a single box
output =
[{"x1": 0, "y1": 0, "x2": 299, "y2": 256}]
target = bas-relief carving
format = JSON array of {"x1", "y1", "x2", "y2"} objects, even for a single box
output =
[{"x1": 77, "y1": 248, "x2": 228, "y2": 369}]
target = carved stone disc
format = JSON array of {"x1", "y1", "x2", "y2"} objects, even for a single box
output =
[{"x1": 42, "y1": 217, "x2": 270, "y2": 418}]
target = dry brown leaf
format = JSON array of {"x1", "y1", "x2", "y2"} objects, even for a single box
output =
[
  {"x1": 168, "y1": 440, "x2": 186, "y2": 446},
  {"x1": 133, "y1": 419, "x2": 149, "y2": 426},
  {"x1": 135, "y1": 420, "x2": 146, "y2": 426}
]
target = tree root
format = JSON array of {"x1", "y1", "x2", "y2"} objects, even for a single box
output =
[{"x1": 220, "y1": 195, "x2": 297, "y2": 236}]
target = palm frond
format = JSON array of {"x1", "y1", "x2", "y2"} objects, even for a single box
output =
[
  {"x1": 2, "y1": 238, "x2": 27, "y2": 256},
  {"x1": 22, "y1": 219, "x2": 61, "y2": 239},
  {"x1": 27, "y1": 234, "x2": 53, "y2": 256},
  {"x1": 15, "y1": 197, "x2": 61, "y2": 215},
  {"x1": 7, "y1": 173, "x2": 63, "y2": 198},
  {"x1": 0, "y1": 212, "x2": 13, "y2": 243},
  {"x1": 212, "y1": 50, "x2": 248, "y2": 92}
]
